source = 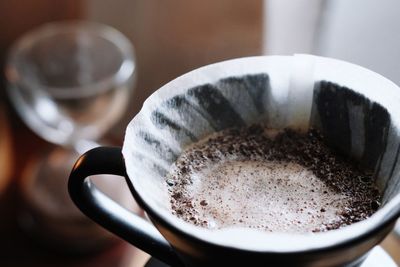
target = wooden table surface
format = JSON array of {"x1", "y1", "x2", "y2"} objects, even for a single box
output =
[
  {"x1": 0, "y1": 101, "x2": 399, "y2": 267},
  {"x1": 0, "y1": 103, "x2": 150, "y2": 267}
]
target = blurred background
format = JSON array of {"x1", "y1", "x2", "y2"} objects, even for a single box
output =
[{"x1": 0, "y1": 0, "x2": 399, "y2": 266}]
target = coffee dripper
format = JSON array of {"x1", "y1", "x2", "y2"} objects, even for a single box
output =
[{"x1": 69, "y1": 55, "x2": 400, "y2": 265}]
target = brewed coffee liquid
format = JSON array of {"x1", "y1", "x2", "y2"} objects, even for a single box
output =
[{"x1": 167, "y1": 126, "x2": 381, "y2": 233}]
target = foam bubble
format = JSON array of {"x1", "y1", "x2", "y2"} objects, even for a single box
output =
[{"x1": 186, "y1": 160, "x2": 349, "y2": 233}]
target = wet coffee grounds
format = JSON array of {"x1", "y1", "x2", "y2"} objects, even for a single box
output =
[{"x1": 166, "y1": 125, "x2": 381, "y2": 233}]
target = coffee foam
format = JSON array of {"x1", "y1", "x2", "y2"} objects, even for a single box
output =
[
  {"x1": 167, "y1": 127, "x2": 380, "y2": 233},
  {"x1": 178, "y1": 160, "x2": 349, "y2": 233}
]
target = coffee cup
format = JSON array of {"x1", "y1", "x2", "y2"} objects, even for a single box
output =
[{"x1": 69, "y1": 55, "x2": 400, "y2": 266}]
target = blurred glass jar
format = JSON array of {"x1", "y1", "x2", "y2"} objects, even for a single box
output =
[{"x1": 5, "y1": 20, "x2": 138, "y2": 253}]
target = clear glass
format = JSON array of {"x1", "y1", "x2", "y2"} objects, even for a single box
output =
[
  {"x1": 6, "y1": 20, "x2": 135, "y2": 149},
  {"x1": 4, "y1": 21, "x2": 136, "y2": 252}
]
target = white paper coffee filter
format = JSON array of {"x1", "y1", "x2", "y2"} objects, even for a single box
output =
[{"x1": 122, "y1": 55, "x2": 400, "y2": 252}]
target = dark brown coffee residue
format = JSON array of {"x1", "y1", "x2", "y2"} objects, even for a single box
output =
[{"x1": 167, "y1": 125, "x2": 381, "y2": 233}]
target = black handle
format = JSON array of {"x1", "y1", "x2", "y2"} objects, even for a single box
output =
[{"x1": 68, "y1": 146, "x2": 183, "y2": 267}]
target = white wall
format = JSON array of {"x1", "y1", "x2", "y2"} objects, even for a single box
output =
[
  {"x1": 263, "y1": 0, "x2": 323, "y2": 55},
  {"x1": 316, "y1": 0, "x2": 400, "y2": 86},
  {"x1": 264, "y1": 0, "x2": 400, "y2": 86}
]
